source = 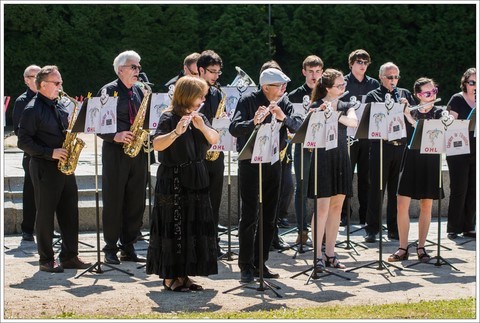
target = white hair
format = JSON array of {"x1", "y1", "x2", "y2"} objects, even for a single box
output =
[
  {"x1": 379, "y1": 62, "x2": 399, "y2": 77},
  {"x1": 23, "y1": 64, "x2": 41, "y2": 77},
  {"x1": 113, "y1": 50, "x2": 141, "y2": 75}
]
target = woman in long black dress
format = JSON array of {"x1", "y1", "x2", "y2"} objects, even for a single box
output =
[
  {"x1": 388, "y1": 77, "x2": 444, "y2": 263},
  {"x1": 146, "y1": 76, "x2": 220, "y2": 292},
  {"x1": 307, "y1": 69, "x2": 358, "y2": 271}
]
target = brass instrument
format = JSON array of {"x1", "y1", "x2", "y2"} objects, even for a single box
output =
[
  {"x1": 228, "y1": 66, "x2": 256, "y2": 88},
  {"x1": 279, "y1": 133, "x2": 293, "y2": 163},
  {"x1": 205, "y1": 83, "x2": 227, "y2": 161},
  {"x1": 123, "y1": 80, "x2": 152, "y2": 157},
  {"x1": 57, "y1": 90, "x2": 85, "y2": 175}
]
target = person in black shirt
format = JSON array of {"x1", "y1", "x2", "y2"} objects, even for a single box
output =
[
  {"x1": 229, "y1": 68, "x2": 301, "y2": 283},
  {"x1": 97, "y1": 50, "x2": 148, "y2": 265},
  {"x1": 340, "y1": 49, "x2": 380, "y2": 226},
  {"x1": 288, "y1": 55, "x2": 324, "y2": 245},
  {"x1": 197, "y1": 50, "x2": 228, "y2": 257},
  {"x1": 17, "y1": 65, "x2": 91, "y2": 272},
  {"x1": 12, "y1": 64, "x2": 40, "y2": 242},
  {"x1": 363, "y1": 62, "x2": 416, "y2": 243},
  {"x1": 445, "y1": 68, "x2": 476, "y2": 240}
]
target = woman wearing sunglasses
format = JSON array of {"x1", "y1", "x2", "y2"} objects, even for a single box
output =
[
  {"x1": 445, "y1": 68, "x2": 476, "y2": 240},
  {"x1": 388, "y1": 77, "x2": 445, "y2": 263}
]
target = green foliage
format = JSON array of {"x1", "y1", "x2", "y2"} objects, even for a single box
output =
[{"x1": 3, "y1": 3, "x2": 476, "y2": 125}]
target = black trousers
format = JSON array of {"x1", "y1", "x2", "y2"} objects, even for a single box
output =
[
  {"x1": 21, "y1": 153, "x2": 37, "y2": 235},
  {"x1": 273, "y1": 156, "x2": 294, "y2": 240},
  {"x1": 446, "y1": 152, "x2": 476, "y2": 234},
  {"x1": 365, "y1": 142, "x2": 404, "y2": 235},
  {"x1": 238, "y1": 160, "x2": 281, "y2": 270},
  {"x1": 29, "y1": 158, "x2": 79, "y2": 263},
  {"x1": 341, "y1": 138, "x2": 370, "y2": 224},
  {"x1": 205, "y1": 152, "x2": 225, "y2": 243},
  {"x1": 102, "y1": 142, "x2": 147, "y2": 253}
]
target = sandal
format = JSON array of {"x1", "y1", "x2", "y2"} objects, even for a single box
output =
[
  {"x1": 163, "y1": 278, "x2": 189, "y2": 292},
  {"x1": 416, "y1": 247, "x2": 431, "y2": 263},
  {"x1": 324, "y1": 254, "x2": 346, "y2": 269},
  {"x1": 314, "y1": 258, "x2": 325, "y2": 273},
  {"x1": 184, "y1": 276, "x2": 203, "y2": 291},
  {"x1": 387, "y1": 247, "x2": 409, "y2": 262}
]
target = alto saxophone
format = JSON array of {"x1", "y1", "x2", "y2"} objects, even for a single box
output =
[
  {"x1": 123, "y1": 81, "x2": 152, "y2": 158},
  {"x1": 57, "y1": 91, "x2": 85, "y2": 175},
  {"x1": 206, "y1": 83, "x2": 226, "y2": 161}
]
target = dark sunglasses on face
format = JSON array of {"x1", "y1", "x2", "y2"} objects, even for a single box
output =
[
  {"x1": 385, "y1": 75, "x2": 401, "y2": 80},
  {"x1": 355, "y1": 60, "x2": 369, "y2": 65},
  {"x1": 123, "y1": 64, "x2": 142, "y2": 71},
  {"x1": 466, "y1": 80, "x2": 476, "y2": 86},
  {"x1": 418, "y1": 87, "x2": 439, "y2": 98}
]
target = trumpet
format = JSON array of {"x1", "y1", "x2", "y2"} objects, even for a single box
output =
[{"x1": 408, "y1": 98, "x2": 442, "y2": 111}]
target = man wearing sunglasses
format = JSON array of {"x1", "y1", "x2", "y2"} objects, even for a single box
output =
[
  {"x1": 363, "y1": 62, "x2": 415, "y2": 244},
  {"x1": 196, "y1": 49, "x2": 228, "y2": 257},
  {"x1": 18, "y1": 65, "x2": 91, "y2": 272},
  {"x1": 97, "y1": 50, "x2": 148, "y2": 265}
]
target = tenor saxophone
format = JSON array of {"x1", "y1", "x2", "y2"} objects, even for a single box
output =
[
  {"x1": 57, "y1": 91, "x2": 85, "y2": 175},
  {"x1": 205, "y1": 83, "x2": 226, "y2": 161},
  {"x1": 123, "y1": 81, "x2": 152, "y2": 158}
]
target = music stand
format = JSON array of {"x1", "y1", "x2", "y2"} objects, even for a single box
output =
[
  {"x1": 223, "y1": 126, "x2": 282, "y2": 297},
  {"x1": 73, "y1": 98, "x2": 133, "y2": 278},
  {"x1": 346, "y1": 103, "x2": 403, "y2": 276},
  {"x1": 405, "y1": 119, "x2": 460, "y2": 270}
]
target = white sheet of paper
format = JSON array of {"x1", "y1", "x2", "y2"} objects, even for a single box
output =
[
  {"x1": 386, "y1": 103, "x2": 407, "y2": 141},
  {"x1": 347, "y1": 103, "x2": 366, "y2": 137},
  {"x1": 85, "y1": 97, "x2": 118, "y2": 134},
  {"x1": 251, "y1": 124, "x2": 272, "y2": 164},
  {"x1": 270, "y1": 120, "x2": 282, "y2": 164},
  {"x1": 149, "y1": 93, "x2": 170, "y2": 130},
  {"x1": 208, "y1": 117, "x2": 234, "y2": 152},
  {"x1": 222, "y1": 86, "x2": 256, "y2": 119},
  {"x1": 368, "y1": 102, "x2": 388, "y2": 139},
  {"x1": 304, "y1": 109, "x2": 326, "y2": 148},
  {"x1": 444, "y1": 119, "x2": 470, "y2": 156},
  {"x1": 325, "y1": 111, "x2": 339, "y2": 151},
  {"x1": 420, "y1": 119, "x2": 446, "y2": 154}
]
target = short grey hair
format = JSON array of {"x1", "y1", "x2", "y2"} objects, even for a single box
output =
[
  {"x1": 23, "y1": 64, "x2": 41, "y2": 77},
  {"x1": 379, "y1": 62, "x2": 399, "y2": 77},
  {"x1": 113, "y1": 50, "x2": 141, "y2": 75}
]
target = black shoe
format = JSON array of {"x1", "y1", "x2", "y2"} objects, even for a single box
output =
[
  {"x1": 217, "y1": 224, "x2": 228, "y2": 233},
  {"x1": 463, "y1": 232, "x2": 476, "y2": 239},
  {"x1": 39, "y1": 260, "x2": 64, "y2": 273},
  {"x1": 364, "y1": 233, "x2": 376, "y2": 243},
  {"x1": 120, "y1": 251, "x2": 146, "y2": 263},
  {"x1": 104, "y1": 251, "x2": 120, "y2": 265},
  {"x1": 240, "y1": 267, "x2": 254, "y2": 283},
  {"x1": 271, "y1": 237, "x2": 290, "y2": 250},
  {"x1": 21, "y1": 232, "x2": 34, "y2": 242},
  {"x1": 447, "y1": 233, "x2": 458, "y2": 240},
  {"x1": 61, "y1": 256, "x2": 92, "y2": 269},
  {"x1": 388, "y1": 231, "x2": 399, "y2": 240},
  {"x1": 340, "y1": 217, "x2": 347, "y2": 227},
  {"x1": 254, "y1": 265, "x2": 280, "y2": 279},
  {"x1": 277, "y1": 218, "x2": 290, "y2": 228}
]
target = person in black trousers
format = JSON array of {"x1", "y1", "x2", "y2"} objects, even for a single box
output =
[
  {"x1": 363, "y1": 62, "x2": 416, "y2": 243},
  {"x1": 17, "y1": 65, "x2": 91, "y2": 272},
  {"x1": 97, "y1": 50, "x2": 148, "y2": 264},
  {"x1": 229, "y1": 67, "x2": 301, "y2": 283},
  {"x1": 12, "y1": 64, "x2": 41, "y2": 242},
  {"x1": 445, "y1": 67, "x2": 476, "y2": 240},
  {"x1": 197, "y1": 49, "x2": 228, "y2": 257},
  {"x1": 340, "y1": 49, "x2": 380, "y2": 226}
]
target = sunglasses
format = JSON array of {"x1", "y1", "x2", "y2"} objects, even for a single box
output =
[
  {"x1": 355, "y1": 60, "x2": 370, "y2": 66},
  {"x1": 418, "y1": 87, "x2": 438, "y2": 98},
  {"x1": 466, "y1": 80, "x2": 476, "y2": 86},
  {"x1": 44, "y1": 80, "x2": 62, "y2": 86},
  {"x1": 384, "y1": 75, "x2": 401, "y2": 80},
  {"x1": 123, "y1": 64, "x2": 142, "y2": 71}
]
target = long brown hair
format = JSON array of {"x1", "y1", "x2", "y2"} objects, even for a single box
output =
[
  {"x1": 311, "y1": 68, "x2": 343, "y2": 102},
  {"x1": 168, "y1": 76, "x2": 208, "y2": 116}
]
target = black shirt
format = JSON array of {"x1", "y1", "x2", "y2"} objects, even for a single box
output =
[
  {"x1": 288, "y1": 83, "x2": 312, "y2": 105},
  {"x1": 201, "y1": 85, "x2": 222, "y2": 124},
  {"x1": 17, "y1": 92, "x2": 68, "y2": 161},
  {"x1": 96, "y1": 78, "x2": 144, "y2": 143},
  {"x1": 13, "y1": 88, "x2": 36, "y2": 136},
  {"x1": 365, "y1": 84, "x2": 416, "y2": 105},
  {"x1": 229, "y1": 89, "x2": 302, "y2": 152},
  {"x1": 342, "y1": 73, "x2": 380, "y2": 102}
]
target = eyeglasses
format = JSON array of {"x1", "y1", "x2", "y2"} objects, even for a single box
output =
[
  {"x1": 186, "y1": 65, "x2": 199, "y2": 76},
  {"x1": 205, "y1": 68, "x2": 222, "y2": 75},
  {"x1": 123, "y1": 64, "x2": 142, "y2": 71},
  {"x1": 355, "y1": 60, "x2": 370, "y2": 66},
  {"x1": 384, "y1": 75, "x2": 401, "y2": 80},
  {"x1": 332, "y1": 83, "x2": 347, "y2": 89},
  {"x1": 26, "y1": 75, "x2": 36, "y2": 79},
  {"x1": 44, "y1": 80, "x2": 63, "y2": 86},
  {"x1": 466, "y1": 80, "x2": 476, "y2": 86},
  {"x1": 418, "y1": 87, "x2": 439, "y2": 98}
]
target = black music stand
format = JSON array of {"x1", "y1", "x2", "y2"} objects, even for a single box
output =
[
  {"x1": 223, "y1": 126, "x2": 282, "y2": 297},
  {"x1": 346, "y1": 103, "x2": 403, "y2": 276},
  {"x1": 405, "y1": 119, "x2": 460, "y2": 270},
  {"x1": 73, "y1": 97, "x2": 133, "y2": 278},
  {"x1": 289, "y1": 111, "x2": 350, "y2": 283}
]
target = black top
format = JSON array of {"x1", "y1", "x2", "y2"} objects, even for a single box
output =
[
  {"x1": 96, "y1": 79, "x2": 144, "y2": 142},
  {"x1": 164, "y1": 70, "x2": 184, "y2": 90},
  {"x1": 365, "y1": 84, "x2": 416, "y2": 105},
  {"x1": 342, "y1": 72, "x2": 380, "y2": 102},
  {"x1": 229, "y1": 89, "x2": 302, "y2": 153},
  {"x1": 288, "y1": 83, "x2": 312, "y2": 105},
  {"x1": 12, "y1": 88, "x2": 36, "y2": 136},
  {"x1": 201, "y1": 85, "x2": 222, "y2": 124},
  {"x1": 447, "y1": 92, "x2": 474, "y2": 120},
  {"x1": 17, "y1": 93, "x2": 68, "y2": 161}
]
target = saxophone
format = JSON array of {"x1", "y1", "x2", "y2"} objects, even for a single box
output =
[
  {"x1": 123, "y1": 81, "x2": 152, "y2": 158},
  {"x1": 57, "y1": 91, "x2": 85, "y2": 175},
  {"x1": 205, "y1": 83, "x2": 226, "y2": 161}
]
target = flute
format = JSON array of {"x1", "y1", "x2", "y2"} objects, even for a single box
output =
[
  {"x1": 323, "y1": 91, "x2": 350, "y2": 113},
  {"x1": 408, "y1": 98, "x2": 442, "y2": 111},
  {"x1": 256, "y1": 93, "x2": 288, "y2": 121}
]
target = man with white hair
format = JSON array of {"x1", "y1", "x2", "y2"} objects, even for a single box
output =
[
  {"x1": 229, "y1": 67, "x2": 301, "y2": 283},
  {"x1": 97, "y1": 50, "x2": 148, "y2": 264}
]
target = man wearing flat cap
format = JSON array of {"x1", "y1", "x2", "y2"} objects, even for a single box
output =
[{"x1": 229, "y1": 67, "x2": 302, "y2": 283}]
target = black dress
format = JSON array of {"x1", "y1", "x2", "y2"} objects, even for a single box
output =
[
  {"x1": 307, "y1": 100, "x2": 353, "y2": 198},
  {"x1": 146, "y1": 111, "x2": 218, "y2": 279},
  {"x1": 397, "y1": 107, "x2": 445, "y2": 200}
]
